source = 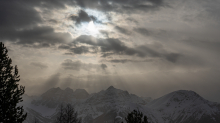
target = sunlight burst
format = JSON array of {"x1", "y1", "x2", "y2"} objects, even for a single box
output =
[{"x1": 87, "y1": 21, "x2": 99, "y2": 35}]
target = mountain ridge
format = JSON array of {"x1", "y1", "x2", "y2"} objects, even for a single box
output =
[{"x1": 21, "y1": 86, "x2": 220, "y2": 123}]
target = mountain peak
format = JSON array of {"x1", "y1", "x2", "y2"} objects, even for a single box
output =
[
  {"x1": 51, "y1": 87, "x2": 62, "y2": 91},
  {"x1": 64, "y1": 87, "x2": 74, "y2": 94},
  {"x1": 40, "y1": 87, "x2": 63, "y2": 100},
  {"x1": 73, "y1": 89, "x2": 89, "y2": 99},
  {"x1": 148, "y1": 90, "x2": 206, "y2": 109},
  {"x1": 107, "y1": 86, "x2": 115, "y2": 90},
  {"x1": 65, "y1": 87, "x2": 73, "y2": 91},
  {"x1": 171, "y1": 90, "x2": 202, "y2": 100},
  {"x1": 42, "y1": 87, "x2": 62, "y2": 94},
  {"x1": 65, "y1": 87, "x2": 71, "y2": 90}
]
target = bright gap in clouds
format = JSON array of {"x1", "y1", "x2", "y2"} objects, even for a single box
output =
[
  {"x1": 74, "y1": 21, "x2": 100, "y2": 37},
  {"x1": 87, "y1": 21, "x2": 99, "y2": 35},
  {"x1": 65, "y1": 9, "x2": 110, "y2": 38}
]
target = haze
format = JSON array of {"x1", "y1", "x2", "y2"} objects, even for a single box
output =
[{"x1": 1, "y1": 0, "x2": 220, "y2": 102}]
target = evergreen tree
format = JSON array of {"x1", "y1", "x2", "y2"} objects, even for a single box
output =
[
  {"x1": 0, "y1": 42, "x2": 27, "y2": 123},
  {"x1": 55, "y1": 103, "x2": 81, "y2": 123},
  {"x1": 124, "y1": 110, "x2": 149, "y2": 123},
  {"x1": 55, "y1": 104, "x2": 65, "y2": 123}
]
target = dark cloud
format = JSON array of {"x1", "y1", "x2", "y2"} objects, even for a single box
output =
[
  {"x1": 75, "y1": 0, "x2": 165, "y2": 13},
  {"x1": 69, "y1": 10, "x2": 99, "y2": 25},
  {"x1": 73, "y1": 35, "x2": 97, "y2": 45},
  {"x1": 73, "y1": 35, "x2": 128, "y2": 54},
  {"x1": 101, "y1": 53, "x2": 114, "y2": 58},
  {"x1": 61, "y1": 59, "x2": 107, "y2": 71},
  {"x1": 133, "y1": 28, "x2": 151, "y2": 36},
  {"x1": 64, "y1": 53, "x2": 74, "y2": 55},
  {"x1": 164, "y1": 53, "x2": 181, "y2": 63},
  {"x1": 133, "y1": 27, "x2": 168, "y2": 38},
  {"x1": 58, "y1": 44, "x2": 72, "y2": 49},
  {"x1": 0, "y1": 0, "x2": 75, "y2": 29},
  {"x1": 99, "y1": 30, "x2": 110, "y2": 38},
  {"x1": 70, "y1": 46, "x2": 90, "y2": 54},
  {"x1": 0, "y1": 0, "x2": 73, "y2": 47},
  {"x1": 126, "y1": 17, "x2": 139, "y2": 24},
  {"x1": 115, "y1": 26, "x2": 131, "y2": 35},
  {"x1": 148, "y1": 0, "x2": 163, "y2": 5},
  {"x1": 30, "y1": 62, "x2": 48, "y2": 69},
  {"x1": 1, "y1": 26, "x2": 72, "y2": 47},
  {"x1": 0, "y1": 0, "x2": 165, "y2": 48},
  {"x1": 0, "y1": 1, "x2": 42, "y2": 30},
  {"x1": 109, "y1": 59, "x2": 148, "y2": 63},
  {"x1": 75, "y1": 0, "x2": 115, "y2": 12},
  {"x1": 101, "y1": 64, "x2": 107, "y2": 70},
  {"x1": 99, "y1": 38, "x2": 128, "y2": 52},
  {"x1": 0, "y1": 0, "x2": 164, "y2": 49},
  {"x1": 70, "y1": 35, "x2": 182, "y2": 63},
  {"x1": 137, "y1": 46, "x2": 182, "y2": 63},
  {"x1": 110, "y1": 59, "x2": 133, "y2": 63}
]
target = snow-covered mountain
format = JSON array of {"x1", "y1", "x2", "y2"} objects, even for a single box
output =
[
  {"x1": 31, "y1": 87, "x2": 89, "y2": 108},
  {"x1": 76, "y1": 86, "x2": 148, "y2": 123},
  {"x1": 147, "y1": 90, "x2": 220, "y2": 123},
  {"x1": 21, "y1": 86, "x2": 220, "y2": 123}
]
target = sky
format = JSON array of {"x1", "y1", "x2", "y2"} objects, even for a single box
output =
[{"x1": 1, "y1": 0, "x2": 220, "y2": 102}]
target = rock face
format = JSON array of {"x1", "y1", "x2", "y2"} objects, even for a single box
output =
[{"x1": 22, "y1": 87, "x2": 220, "y2": 123}]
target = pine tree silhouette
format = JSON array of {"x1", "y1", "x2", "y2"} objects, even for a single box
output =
[
  {"x1": 0, "y1": 42, "x2": 27, "y2": 123},
  {"x1": 124, "y1": 110, "x2": 149, "y2": 123},
  {"x1": 55, "y1": 103, "x2": 81, "y2": 123}
]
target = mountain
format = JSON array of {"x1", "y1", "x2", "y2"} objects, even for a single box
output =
[
  {"x1": 85, "y1": 86, "x2": 146, "y2": 105},
  {"x1": 74, "y1": 89, "x2": 89, "y2": 99},
  {"x1": 20, "y1": 87, "x2": 220, "y2": 123},
  {"x1": 76, "y1": 86, "x2": 148, "y2": 123},
  {"x1": 146, "y1": 90, "x2": 220, "y2": 123},
  {"x1": 22, "y1": 87, "x2": 90, "y2": 123},
  {"x1": 31, "y1": 87, "x2": 89, "y2": 108}
]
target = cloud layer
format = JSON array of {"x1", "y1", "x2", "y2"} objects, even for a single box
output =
[{"x1": 1, "y1": 0, "x2": 220, "y2": 102}]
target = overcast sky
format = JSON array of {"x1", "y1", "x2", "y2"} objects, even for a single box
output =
[{"x1": 1, "y1": 0, "x2": 220, "y2": 102}]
